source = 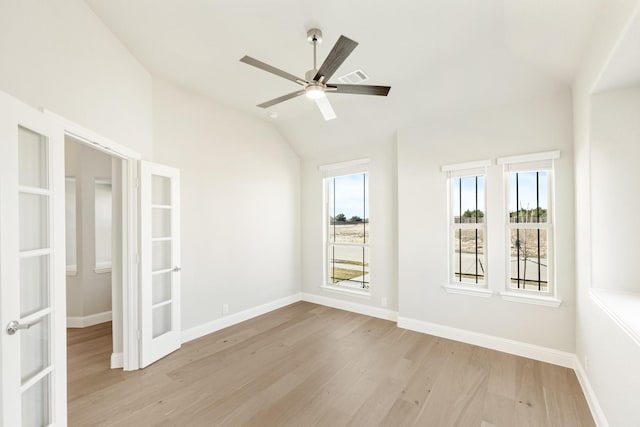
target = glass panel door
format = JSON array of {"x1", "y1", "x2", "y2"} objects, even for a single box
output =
[
  {"x1": 0, "y1": 91, "x2": 66, "y2": 426},
  {"x1": 140, "y1": 161, "x2": 181, "y2": 368}
]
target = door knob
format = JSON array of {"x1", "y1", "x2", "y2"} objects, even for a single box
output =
[
  {"x1": 6, "y1": 319, "x2": 41, "y2": 335},
  {"x1": 172, "y1": 266, "x2": 182, "y2": 272}
]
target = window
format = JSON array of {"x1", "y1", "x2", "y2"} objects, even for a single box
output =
[
  {"x1": 443, "y1": 161, "x2": 489, "y2": 289},
  {"x1": 94, "y1": 178, "x2": 112, "y2": 272},
  {"x1": 322, "y1": 160, "x2": 369, "y2": 292},
  {"x1": 499, "y1": 152, "x2": 558, "y2": 295},
  {"x1": 65, "y1": 177, "x2": 77, "y2": 275}
]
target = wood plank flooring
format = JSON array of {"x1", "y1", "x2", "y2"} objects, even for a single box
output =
[{"x1": 67, "y1": 302, "x2": 595, "y2": 426}]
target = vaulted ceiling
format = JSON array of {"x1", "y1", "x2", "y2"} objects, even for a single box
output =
[{"x1": 87, "y1": 0, "x2": 603, "y2": 158}]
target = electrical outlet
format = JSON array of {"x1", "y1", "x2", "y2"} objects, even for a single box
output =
[
  {"x1": 222, "y1": 303, "x2": 229, "y2": 315},
  {"x1": 381, "y1": 297, "x2": 388, "y2": 308}
]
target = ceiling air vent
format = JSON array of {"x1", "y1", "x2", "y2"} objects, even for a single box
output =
[{"x1": 337, "y1": 69, "x2": 369, "y2": 84}]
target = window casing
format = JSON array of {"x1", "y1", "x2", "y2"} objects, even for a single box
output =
[
  {"x1": 503, "y1": 158, "x2": 555, "y2": 294},
  {"x1": 322, "y1": 164, "x2": 369, "y2": 292},
  {"x1": 446, "y1": 166, "x2": 487, "y2": 287},
  {"x1": 94, "y1": 178, "x2": 112, "y2": 272},
  {"x1": 65, "y1": 177, "x2": 77, "y2": 275}
]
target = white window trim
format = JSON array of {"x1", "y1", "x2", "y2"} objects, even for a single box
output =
[
  {"x1": 444, "y1": 160, "x2": 490, "y2": 293},
  {"x1": 500, "y1": 151, "x2": 561, "y2": 306},
  {"x1": 443, "y1": 284, "x2": 493, "y2": 298},
  {"x1": 322, "y1": 160, "x2": 371, "y2": 294}
]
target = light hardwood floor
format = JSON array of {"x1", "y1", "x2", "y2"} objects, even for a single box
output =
[{"x1": 67, "y1": 302, "x2": 595, "y2": 426}]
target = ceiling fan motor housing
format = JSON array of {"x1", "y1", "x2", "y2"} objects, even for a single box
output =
[{"x1": 306, "y1": 28, "x2": 323, "y2": 44}]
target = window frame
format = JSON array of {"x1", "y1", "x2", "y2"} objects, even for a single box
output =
[
  {"x1": 498, "y1": 151, "x2": 562, "y2": 307},
  {"x1": 94, "y1": 177, "x2": 113, "y2": 273},
  {"x1": 442, "y1": 160, "x2": 492, "y2": 297},
  {"x1": 65, "y1": 176, "x2": 77, "y2": 276},
  {"x1": 320, "y1": 159, "x2": 371, "y2": 297}
]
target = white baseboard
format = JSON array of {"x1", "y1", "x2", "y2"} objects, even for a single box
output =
[
  {"x1": 301, "y1": 292, "x2": 398, "y2": 322},
  {"x1": 574, "y1": 356, "x2": 609, "y2": 427},
  {"x1": 397, "y1": 316, "x2": 575, "y2": 368},
  {"x1": 67, "y1": 311, "x2": 112, "y2": 328},
  {"x1": 110, "y1": 352, "x2": 123, "y2": 369},
  {"x1": 181, "y1": 293, "x2": 303, "y2": 344}
]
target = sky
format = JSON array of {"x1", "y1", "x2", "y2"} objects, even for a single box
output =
[{"x1": 328, "y1": 172, "x2": 368, "y2": 219}]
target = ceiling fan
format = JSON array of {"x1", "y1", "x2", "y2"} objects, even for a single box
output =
[{"x1": 240, "y1": 28, "x2": 391, "y2": 121}]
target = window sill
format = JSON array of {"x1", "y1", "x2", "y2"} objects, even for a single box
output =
[
  {"x1": 94, "y1": 267, "x2": 112, "y2": 274},
  {"x1": 66, "y1": 266, "x2": 77, "y2": 277},
  {"x1": 443, "y1": 284, "x2": 493, "y2": 298},
  {"x1": 320, "y1": 284, "x2": 371, "y2": 299},
  {"x1": 499, "y1": 291, "x2": 562, "y2": 308},
  {"x1": 590, "y1": 289, "x2": 640, "y2": 347}
]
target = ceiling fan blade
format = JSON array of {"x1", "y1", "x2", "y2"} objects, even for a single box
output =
[
  {"x1": 313, "y1": 35, "x2": 358, "y2": 82},
  {"x1": 326, "y1": 84, "x2": 391, "y2": 96},
  {"x1": 240, "y1": 55, "x2": 306, "y2": 85},
  {"x1": 257, "y1": 91, "x2": 305, "y2": 108},
  {"x1": 315, "y1": 96, "x2": 337, "y2": 121}
]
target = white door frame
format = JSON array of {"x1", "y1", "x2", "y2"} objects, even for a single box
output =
[{"x1": 44, "y1": 110, "x2": 142, "y2": 371}]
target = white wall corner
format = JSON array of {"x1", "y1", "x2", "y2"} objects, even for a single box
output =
[
  {"x1": 396, "y1": 316, "x2": 575, "y2": 368},
  {"x1": 573, "y1": 356, "x2": 610, "y2": 427},
  {"x1": 181, "y1": 293, "x2": 303, "y2": 344},
  {"x1": 110, "y1": 352, "x2": 124, "y2": 369},
  {"x1": 301, "y1": 293, "x2": 398, "y2": 322},
  {"x1": 66, "y1": 311, "x2": 112, "y2": 328}
]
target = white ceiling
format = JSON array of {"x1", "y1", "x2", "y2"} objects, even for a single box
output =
[{"x1": 86, "y1": 0, "x2": 603, "y2": 158}]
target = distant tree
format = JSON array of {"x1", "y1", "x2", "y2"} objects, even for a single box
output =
[
  {"x1": 462, "y1": 209, "x2": 484, "y2": 218},
  {"x1": 334, "y1": 213, "x2": 347, "y2": 222},
  {"x1": 349, "y1": 215, "x2": 363, "y2": 223}
]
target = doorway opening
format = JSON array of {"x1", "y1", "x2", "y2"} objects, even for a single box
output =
[{"x1": 64, "y1": 135, "x2": 123, "y2": 376}]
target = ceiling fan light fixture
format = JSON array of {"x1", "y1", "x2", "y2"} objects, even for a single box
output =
[{"x1": 305, "y1": 85, "x2": 325, "y2": 99}]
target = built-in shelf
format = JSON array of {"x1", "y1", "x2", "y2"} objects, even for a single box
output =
[{"x1": 590, "y1": 288, "x2": 640, "y2": 347}]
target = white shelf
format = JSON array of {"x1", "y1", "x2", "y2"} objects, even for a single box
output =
[{"x1": 590, "y1": 288, "x2": 640, "y2": 347}]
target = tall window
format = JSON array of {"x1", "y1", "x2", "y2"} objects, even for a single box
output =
[
  {"x1": 324, "y1": 170, "x2": 369, "y2": 290},
  {"x1": 94, "y1": 178, "x2": 112, "y2": 272},
  {"x1": 501, "y1": 153, "x2": 557, "y2": 293},
  {"x1": 447, "y1": 168, "x2": 486, "y2": 286}
]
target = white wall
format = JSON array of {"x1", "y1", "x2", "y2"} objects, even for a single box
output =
[
  {"x1": 573, "y1": 1, "x2": 640, "y2": 425},
  {"x1": 64, "y1": 138, "x2": 113, "y2": 318},
  {"x1": 301, "y1": 140, "x2": 398, "y2": 311},
  {"x1": 590, "y1": 85, "x2": 640, "y2": 293},
  {"x1": 397, "y1": 91, "x2": 576, "y2": 352},
  {"x1": 0, "y1": 0, "x2": 152, "y2": 159},
  {"x1": 151, "y1": 78, "x2": 301, "y2": 331}
]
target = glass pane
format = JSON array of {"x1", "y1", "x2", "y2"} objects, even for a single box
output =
[
  {"x1": 327, "y1": 244, "x2": 369, "y2": 289},
  {"x1": 65, "y1": 178, "x2": 77, "y2": 269},
  {"x1": 509, "y1": 171, "x2": 548, "y2": 224},
  {"x1": 18, "y1": 126, "x2": 48, "y2": 189},
  {"x1": 21, "y1": 314, "x2": 50, "y2": 384},
  {"x1": 19, "y1": 193, "x2": 49, "y2": 251},
  {"x1": 94, "y1": 180, "x2": 112, "y2": 268},
  {"x1": 453, "y1": 176, "x2": 484, "y2": 224},
  {"x1": 509, "y1": 228, "x2": 548, "y2": 291},
  {"x1": 453, "y1": 228, "x2": 485, "y2": 284},
  {"x1": 152, "y1": 175, "x2": 171, "y2": 205},
  {"x1": 152, "y1": 208, "x2": 172, "y2": 238},
  {"x1": 21, "y1": 373, "x2": 50, "y2": 427},
  {"x1": 152, "y1": 240, "x2": 172, "y2": 271},
  {"x1": 153, "y1": 304, "x2": 172, "y2": 338},
  {"x1": 327, "y1": 173, "x2": 368, "y2": 244},
  {"x1": 20, "y1": 255, "x2": 49, "y2": 318},
  {"x1": 153, "y1": 272, "x2": 172, "y2": 305}
]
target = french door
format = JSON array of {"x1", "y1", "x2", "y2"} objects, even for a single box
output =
[
  {"x1": 140, "y1": 161, "x2": 181, "y2": 368},
  {"x1": 0, "y1": 92, "x2": 66, "y2": 425}
]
